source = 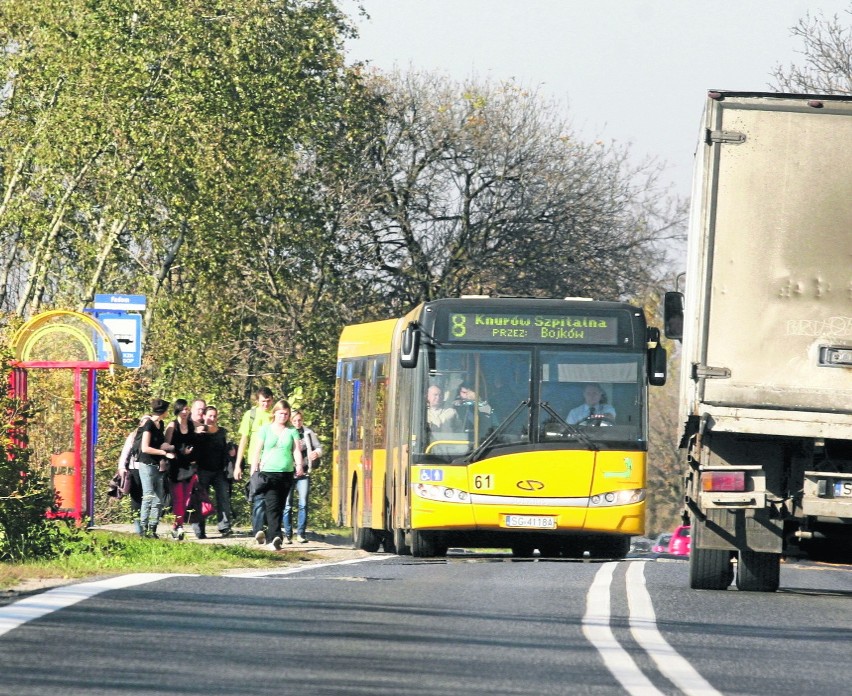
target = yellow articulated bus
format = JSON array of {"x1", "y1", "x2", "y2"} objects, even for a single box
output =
[{"x1": 332, "y1": 297, "x2": 667, "y2": 557}]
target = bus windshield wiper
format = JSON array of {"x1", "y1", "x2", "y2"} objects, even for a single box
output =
[
  {"x1": 539, "y1": 401, "x2": 598, "y2": 451},
  {"x1": 462, "y1": 399, "x2": 530, "y2": 464}
]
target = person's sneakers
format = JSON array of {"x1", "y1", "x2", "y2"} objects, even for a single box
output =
[
  {"x1": 147, "y1": 528, "x2": 159, "y2": 539},
  {"x1": 296, "y1": 534, "x2": 308, "y2": 544},
  {"x1": 219, "y1": 528, "x2": 233, "y2": 538},
  {"x1": 271, "y1": 537, "x2": 283, "y2": 550},
  {"x1": 171, "y1": 527, "x2": 185, "y2": 541},
  {"x1": 284, "y1": 535, "x2": 293, "y2": 545},
  {"x1": 255, "y1": 530, "x2": 266, "y2": 545}
]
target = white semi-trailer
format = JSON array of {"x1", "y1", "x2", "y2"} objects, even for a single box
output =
[{"x1": 665, "y1": 91, "x2": 852, "y2": 592}]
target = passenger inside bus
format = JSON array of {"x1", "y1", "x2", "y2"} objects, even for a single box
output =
[
  {"x1": 426, "y1": 384, "x2": 458, "y2": 433},
  {"x1": 566, "y1": 383, "x2": 616, "y2": 425}
]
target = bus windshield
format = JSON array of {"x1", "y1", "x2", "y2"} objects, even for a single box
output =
[{"x1": 416, "y1": 345, "x2": 644, "y2": 462}]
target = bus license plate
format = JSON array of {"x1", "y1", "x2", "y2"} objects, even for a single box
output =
[
  {"x1": 504, "y1": 515, "x2": 556, "y2": 529},
  {"x1": 834, "y1": 481, "x2": 852, "y2": 497}
]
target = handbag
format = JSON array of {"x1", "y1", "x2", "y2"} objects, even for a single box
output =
[
  {"x1": 107, "y1": 470, "x2": 130, "y2": 499},
  {"x1": 200, "y1": 496, "x2": 215, "y2": 518},
  {"x1": 118, "y1": 469, "x2": 131, "y2": 494},
  {"x1": 248, "y1": 470, "x2": 270, "y2": 497},
  {"x1": 176, "y1": 464, "x2": 196, "y2": 482},
  {"x1": 186, "y1": 477, "x2": 215, "y2": 521}
]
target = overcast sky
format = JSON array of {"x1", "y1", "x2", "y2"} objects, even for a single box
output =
[{"x1": 340, "y1": 0, "x2": 850, "y2": 199}]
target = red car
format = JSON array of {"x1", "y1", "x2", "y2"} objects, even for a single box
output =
[
  {"x1": 667, "y1": 525, "x2": 691, "y2": 556},
  {"x1": 651, "y1": 532, "x2": 672, "y2": 554}
]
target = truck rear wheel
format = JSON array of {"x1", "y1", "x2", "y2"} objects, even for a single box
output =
[
  {"x1": 736, "y1": 550, "x2": 780, "y2": 592},
  {"x1": 689, "y1": 547, "x2": 734, "y2": 590}
]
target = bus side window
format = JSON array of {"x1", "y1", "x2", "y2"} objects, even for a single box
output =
[
  {"x1": 350, "y1": 359, "x2": 366, "y2": 449},
  {"x1": 373, "y1": 357, "x2": 388, "y2": 448}
]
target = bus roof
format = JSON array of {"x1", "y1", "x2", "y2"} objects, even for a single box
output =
[{"x1": 338, "y1": 318, "x2": 398, "y2": 359}]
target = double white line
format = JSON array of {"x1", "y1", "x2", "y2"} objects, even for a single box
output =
[{"x1": 582, "y1": 561, "x2": 722, "y2": 696}]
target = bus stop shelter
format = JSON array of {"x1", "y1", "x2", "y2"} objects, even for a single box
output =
[{"x1": 10, "y1": 310, "x2": 124, "y2": 525}]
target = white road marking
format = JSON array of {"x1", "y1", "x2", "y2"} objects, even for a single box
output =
[
  {"x1": 0, "y1": 573, "x2": 193, "y2": 638},
  {"x1": 223, "y1": 554, "x2": 390, "y2": 578},
  {"x1": 582, "y1": 561, "x2": 666, "y2": 695},
  {"x1": 0, "y1": 556, "x2": 389, "y2": 637},
  {"x1": 626, "y1": 562, "x2": 723, "y2": 696}
]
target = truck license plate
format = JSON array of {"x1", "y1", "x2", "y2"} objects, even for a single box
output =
[
  {"x1": 504, "y1": 515, "x2": 556, "y2": 529},
  {"x1": 834, "y1": 481, "x2": 852, "y2": 497}
]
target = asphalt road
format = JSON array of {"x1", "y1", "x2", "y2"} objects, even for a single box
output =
[{"x1": 1, "y1": 553, "x2": 850, "y2": 696}]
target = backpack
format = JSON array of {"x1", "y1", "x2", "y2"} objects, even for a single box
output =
[{"x1": 120, "y1": 422, "x2": 146, "y2": 469}]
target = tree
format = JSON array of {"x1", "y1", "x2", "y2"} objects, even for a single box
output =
[
  {"x1": 0, "y1": 0, "x2": 364, "y2": 323},
  {"x1": 771, "y1": 5, "x2": 852, "y2": 93},
  {"x1": 333, "y1": 71, "x2": 686, "y2": 315}
]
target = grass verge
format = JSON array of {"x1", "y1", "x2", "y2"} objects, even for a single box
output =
[{"x1": 0, "y1": 529, "x2": 309, "y2": 592}]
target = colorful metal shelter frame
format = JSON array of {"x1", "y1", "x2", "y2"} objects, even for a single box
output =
[{"x1": 10, "y1": 310, "x2": 125, "y2": 525}]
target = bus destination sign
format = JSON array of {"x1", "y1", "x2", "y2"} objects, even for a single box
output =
[{"x1": 448, "y1": 312, "x2": 619, "y2": 345}]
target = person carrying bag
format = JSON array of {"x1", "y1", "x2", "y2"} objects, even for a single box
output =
[{"x1": 248, "y1": 400, "x2": 303, "y2": 550}]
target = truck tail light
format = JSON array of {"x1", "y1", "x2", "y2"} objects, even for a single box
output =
[{"x1": 701, "y1": 471, "x2": 746, "y2": 492}]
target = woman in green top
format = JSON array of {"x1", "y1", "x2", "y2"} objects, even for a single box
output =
[{"x1": 249, "y1": 400, "x2": 303, "y2": 549}]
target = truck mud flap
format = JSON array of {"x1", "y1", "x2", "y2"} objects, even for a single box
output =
[{"x1": 694, "y1": 508, "x2": 782, "y2": 553}]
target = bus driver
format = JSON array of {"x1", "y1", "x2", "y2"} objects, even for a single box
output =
[{"x1": 566, "y1": 383, "x2": 616, "y2": 425}]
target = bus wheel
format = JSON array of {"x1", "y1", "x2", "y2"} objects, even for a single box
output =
[
  {"x1": 511, "y1": 542, "x2": 535, "y2": 558},
  {"x1": 736, "y1": 550, "x2": 780, "y2": 592},
  {"x1": 393, "y1": 526, "x2": 411, "y2": 555},
  {"x1": 689, "y1": 547, "x2": 734, "y2": 590},
  {"x1": 411, "y1": 530, "x2": 444, "y2": 557},
  {"x1": 598, "y1": 535, "x2": 630, "y2": 560},
  {"x1": 352, "y1": 487, "x2": 381, "y2": 552}
]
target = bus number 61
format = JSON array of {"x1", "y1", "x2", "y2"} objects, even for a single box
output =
[{"x1": 473, "y1": 474, "x2": 493, "y2": 490}]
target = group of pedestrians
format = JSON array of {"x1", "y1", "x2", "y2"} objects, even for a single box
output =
[
  {"x1": 119, "y1": 397, "x2": 235, "y2": 539},
  {"x1": 232, "y1": 388, "x2": 323, "y2": 551},
  {"x1": 118, "y1": 388, "x2": 322, "y2": 549}
]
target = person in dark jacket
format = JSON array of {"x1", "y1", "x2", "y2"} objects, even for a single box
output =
[{"x1": 191, "y1": 405, "x2": 235, "y2": 539}]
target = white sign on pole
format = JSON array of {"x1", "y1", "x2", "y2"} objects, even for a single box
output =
[{"x1": 96, "y1": 313, "x2": 143, "y2": 368}]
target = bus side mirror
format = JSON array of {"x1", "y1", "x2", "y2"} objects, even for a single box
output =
[
  {"x1": 400, "y1": 322, "x2": 420, "y2": 368},
  {"x1": 647, "y1": 326, "x2": 667, "y2": 386},
  {"x1": 663, "y1": 291, "x2": 684, "y2": 341}
]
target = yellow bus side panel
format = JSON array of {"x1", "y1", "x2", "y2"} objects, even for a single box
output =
[
  {"x1": 335, "y1": 447, "x2": 389, "y2": 530},
  {"x1": 369, "y1": 448, "x2": 387, "y2": 530},
  {"x1": 331, "y1": 450, "x2": 342, "y2": 525},
  {"x1": 338, "y1": 448, "x2": 363, "y2": 527}
]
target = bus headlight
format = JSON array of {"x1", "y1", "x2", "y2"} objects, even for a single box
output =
[
  {"x1": 589, "y1": 489, "x2": 645, "y2": 507},
  {"x1": 413, "y1": 483, "x2": 470, "y2": 504}
]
